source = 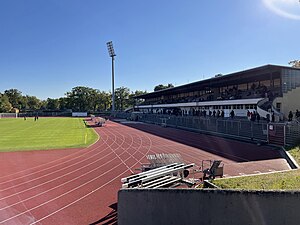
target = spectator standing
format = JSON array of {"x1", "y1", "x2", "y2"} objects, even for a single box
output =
[
  {"x1": 296, "y1": 109, "x2": 300, "y2": 119},
  {"x1": 266, "y1": 114, "x2": 270, "y2": 123},
  {"x1": 271, "y1": 112, "x2": 275, "y2": 122},
  {"x1": 213, "y1": 110, "x2": 216, "y2": 117},
  {"x1": 247, "y1": 110, "x2": 250, "y2": 120},
  {"x1": 251, "y1": 111, "x2": 256, "y2": 122},
  {"x1": 256, "y1": 113, "x2": 260, "y2": 123},
  {"x1": 230, "y1": 110, "x2": 235, "y2": 119},
  {"x1": 288, "y1": 111, "x2": 293, "y2": 121}
]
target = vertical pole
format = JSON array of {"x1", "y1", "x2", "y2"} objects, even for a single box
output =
[
  {"x1": 112, "y1": 56, "x2": 115, "y2": 112},
  {"x1": 284, "y1": 124, "x2": 286, "y2": 146}
]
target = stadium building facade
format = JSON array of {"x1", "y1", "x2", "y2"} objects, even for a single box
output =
[{"x1": 134, "y1": 65, "x2": 300, "y2": 120}]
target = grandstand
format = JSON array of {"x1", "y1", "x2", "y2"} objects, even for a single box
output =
[{"x1": 134, "y1": 65, "x2": 300, "y2": 121}]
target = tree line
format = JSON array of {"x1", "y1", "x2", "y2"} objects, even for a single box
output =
[{"x1": 0, "y1": 83, "x2": 173, "y2": 113}]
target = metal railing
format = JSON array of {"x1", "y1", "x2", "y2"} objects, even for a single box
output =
[{"x1": 114, "y1": 112, "x2": 268, "y2": 142}]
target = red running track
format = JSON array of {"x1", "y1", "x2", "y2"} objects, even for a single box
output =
[{"x1": 0, "y1": 120, "x2": 290, "y2": 224}]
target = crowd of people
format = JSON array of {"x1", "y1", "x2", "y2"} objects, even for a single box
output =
[
  {"x1": 142, "y1": 83, "x2": 279, "y2": 107},
  {"x1": 288, "y1": 109, "x2": 300, "y2": 121},
  {"x1": 137, "y1": 107, "x2": 300, "y2": 123}
]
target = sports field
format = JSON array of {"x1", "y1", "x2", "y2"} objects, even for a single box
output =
[{"x1": 0, "y1": 117, "x2": 98, "y2": 151}]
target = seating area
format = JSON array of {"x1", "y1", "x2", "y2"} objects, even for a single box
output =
[
  {"x1": 121, "y1": 163, "x2": 195, "y2": 189},
  {"x1": 140, "y1": 84, "x2": 279, "y2": 107},
  {"x1": 91, "y1": 115, "x2": 106, "y2": 127}
]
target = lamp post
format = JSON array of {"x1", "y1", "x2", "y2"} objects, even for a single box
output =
[{"x1": 106, "y1": 41, "x2": 116, "y2": 112}]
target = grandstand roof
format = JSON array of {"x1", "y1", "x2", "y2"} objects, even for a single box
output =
[{"x1": 135, "y1": 64, "x2": 300, "y2": 99}]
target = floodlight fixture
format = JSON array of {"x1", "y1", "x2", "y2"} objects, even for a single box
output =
[
  {"x1": 106, "y1": 41, "x2": 116, "y2": 112},
  {"x1": 106, "y1": 41, "x2": 116, "y2": 57}
]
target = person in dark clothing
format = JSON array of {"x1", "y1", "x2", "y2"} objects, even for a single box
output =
[
  {"x1": 288, "y1": 111, "x2": 293, "y2": 121},
  {"x1": 221, "y1": 110, "x2": 225, "y2": 118},
  {"x1": 213, "y1": 110, "x2": 216, "y2": 117},
  {"x1": 266, "y1": 113, "x2": 270, "y2": 123},
  {"x1": 271, "y1": 112, "x2": 275, "y2": 122},
  {"x1": 230, "y1": 110, "x2": 235, "y2": 119},
  {"x1": 296, "y1": 109, "x2": 300, "y2": 119},
  {"x1": 247, "y1": 110, "x2": 250, "y2": 120},
  {"x1": 251, "y1": 111, "x2": 256, "y2": 122},
  {"x1": 256, "y1": 113, "x2": 260, "y2": 123}
]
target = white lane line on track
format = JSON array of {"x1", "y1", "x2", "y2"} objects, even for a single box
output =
[
  {"x1": 143, "y1": 126, "x2": 252, "y2": 162},
  {"x1": 0, "y1": 132, "x2": 107, "y2": 186},
  {"x1": 114, "y1": 129, "x2": 153, "y2": 166},
  {"x1": 0, "y1": 127, "x2": 123, "y2": 201},
  {"x1": 29, "y1": 123, "x2": 153, "y2": 224},
  {"x1": 0, "y1": 160, "x2": 126, "y2": 224},
  {"x1": 0, "y1": 119, "x2": 102, "y2": 182},
  {"x1": 0, "y1": 151, "x2": 122, "y2": 212},
  {"x1": 109, "y1": 123, "x2": 236, "y2": 172},
  {"x1": 1, "y1": 122, "x2": 152, "y2": 224},
  {"x1": 0, "y1": 134, "x2": 111, "y2": 192},
  {"x1": 0, "y1": 131, "x2": 118, "y2": 206},
  {"x1": 30, "y1": 169, "x2": 128, "y2": 225},
  {"x1": 0, "y1": 150, "x2": 115, "y2": 204},
  {"x1": 122, "y1": 130, "x2": 202, "y2": 166},
  {"x1": 0, "y1": 126, "x2": 128, "y2": 222},
  {"x1": 5, "y1": 122, "x2": 284, "y2": 224},
  {"x1": 104, "y1": 128, "x2": 150, "y2": 173},
  {"x1": 104, "y1": 128, "x2": 135, "y2": 174}
]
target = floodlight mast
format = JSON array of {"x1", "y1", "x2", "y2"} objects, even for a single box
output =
[{"x1": 106, "y1": 41, "x2": 116, "y2": 112}]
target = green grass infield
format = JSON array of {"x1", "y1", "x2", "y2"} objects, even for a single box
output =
[
  {"x1": 0, "y1": 117, "x2": 98, "y2": 152},
  {"x1": 212, "y1": 170, "x2": 300, "y2": 190},
  {"x1": 212, "y1": 145, "x2": 300, "y2": 190}
]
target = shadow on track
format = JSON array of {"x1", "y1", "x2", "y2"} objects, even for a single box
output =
[
  {"x1": 90, "y1": 203, "x2": 118, "y2": 225},
  {"x1": 116, "y1": 121, "x2": 283, "y2": 163}
]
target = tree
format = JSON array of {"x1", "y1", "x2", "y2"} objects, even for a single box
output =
[
  {"x1": 0, "y1": 94, "x2": 12, "y2": 112},
  {"x1": 289, "y1": 60, "x2": 300, "y2": 68},
  {"x1": 4, "y1": 89, "x2": 24, "y2": 109},
  {"x1": 58, "y1": 97, "x2": 68, "y2": 110},
  {"x1": 154, "y1": 83, "x2": 174, "y2": 91},
  {"x1": 94, "y1": 91, "x2": 111, "y2": 111},
  {"x1": 114, "y1": 86, "x2": 130, "y2": 111},
  {"x1": 128, "y1": 90, "x2": 147, "y2": 106},
  {"x1": 46, "y1": 98, "x2": 60, "y2": 110},
  {"x1": 66, "y1": 86, "x2": 100, "y2": 112},
  {"x1": 26, "y1": 95, "x2": 41, "y2": 110}
]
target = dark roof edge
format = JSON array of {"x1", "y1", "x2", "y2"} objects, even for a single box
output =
[{"x1": 135, "y1": 64, "x2": 300, "y2": 98}]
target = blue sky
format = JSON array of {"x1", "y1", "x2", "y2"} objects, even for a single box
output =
[{"x1": 0, "y1": 0, "x2": 299, "y2": 99}]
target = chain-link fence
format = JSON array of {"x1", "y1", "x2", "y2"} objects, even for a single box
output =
[
  {"x1": 114, "y1": 112, "x2": 300, "y2": 146},
  {"x1": 114, "y1": 112, "x2": 269, "y2": 142},
  {"x1": 286, "y1": 122, "x2": 300, "y2": 146}
]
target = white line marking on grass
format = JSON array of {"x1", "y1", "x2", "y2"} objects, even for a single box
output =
[
  {"x1": 30, "y1": 121, "x2": 153, "y2": 224},
  {"x1": 1, "y1": 122, "x2": 147, "y2": 223},
  {"x1": 0, "y1": 132, "x2": 109, "y2": 187},
  {"x1": 0, "y1": 119, "x2": 103, "y2": 182},
  {"x1": 0, "y1": 136, "x2": 109, "y2": 191}
]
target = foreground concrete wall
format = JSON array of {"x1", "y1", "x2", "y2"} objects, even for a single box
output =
[{"x1": 118, "y1": 189, "x2": 300, "y2": 225}]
